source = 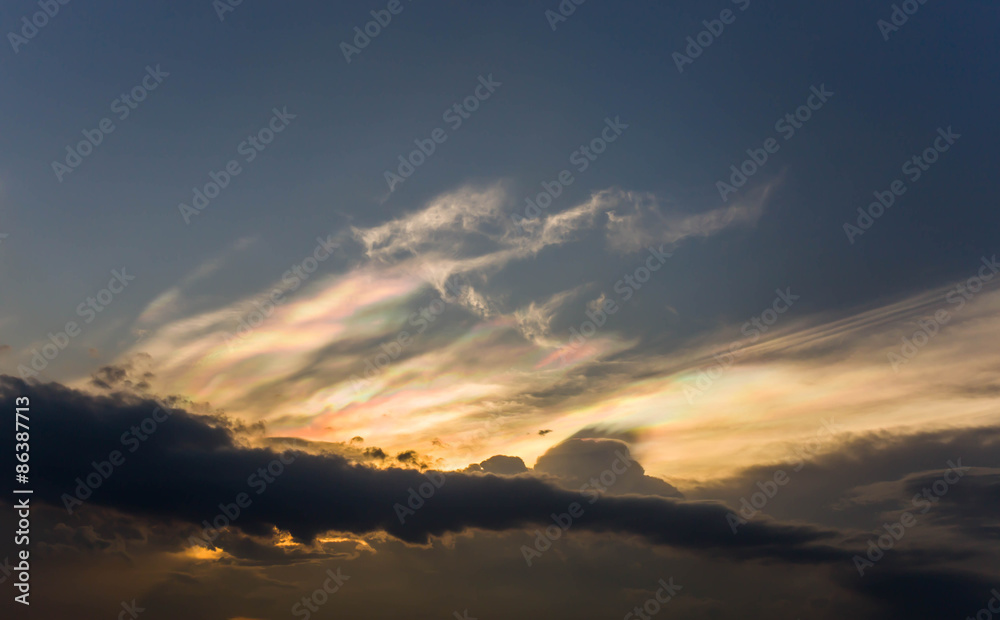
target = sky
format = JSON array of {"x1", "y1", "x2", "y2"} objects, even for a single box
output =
[{"x1": 1, "y1": 0, "x2": 1000, "y2": 619}]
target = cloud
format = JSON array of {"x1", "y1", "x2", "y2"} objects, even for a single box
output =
[
  {"x1": 353, "y1": 184, "x2": 763, "y2": 309},
  {"x1": 533, "y1": 438, "x2": 684, "y2": 499},
  {"x1": 5, "y1": 376, "x2": 847, "y2": 566},
  {"x1": 136, "y1": 236, "x2": 259, "y2": 327},
  {"x1": 96, "y1": 181, "x2": 788, "y2": 476},
  {"x1": 89, "y1": 353, "x2": 154, "y2": 391},
  {"x1": 513, "y1": 286, "x2": 587, "y2": 345},
  {"x1": 470, "y1": 455, "x2": 528, "y2": 475},
  {"x1": 689, "y1": 423, "x2": 1000, "y2": 531},
  {"x1": 103, "y1": 181, "x2": 1000, "y2": 492},
  {"x1": 6, "y1": 377, "x2": 1000, "y2": 618},
  {"x1": 604, "y1": 185, "x2": 771, "y2": 254}
]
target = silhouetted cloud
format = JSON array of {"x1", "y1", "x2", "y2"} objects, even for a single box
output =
[
  {"x1": 534, "y1": 437, "x2": 684, "y2": 499},
  {"x1": 4, "y1": 376, "x2": 841, "y2": 562},
  {"x1": 7, "y1": 375, "x2": 1000, "y2": 618}
]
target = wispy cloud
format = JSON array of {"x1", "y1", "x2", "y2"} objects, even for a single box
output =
[{"x1": 604, "y1": 183, "x2": 772, "y2": 253}]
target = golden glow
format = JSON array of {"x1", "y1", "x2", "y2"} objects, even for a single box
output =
[
  {"x1": 99, "y1": 189, "x2": 1000, "y2": 485},
  {"x1": 178, "y1": 545, "x2": 229, "y2": 562}
]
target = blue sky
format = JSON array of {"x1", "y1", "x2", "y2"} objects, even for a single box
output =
[
  {"x1": 3, "y1": 1, "x2": 997, "y2": 370},
  {"x1": 1, "y1": 0, "x2": 999, "y2": 457}
]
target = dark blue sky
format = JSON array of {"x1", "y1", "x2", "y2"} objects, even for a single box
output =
[{"x1": 1, "y1": 0, "x2": 998, "y2": 376}]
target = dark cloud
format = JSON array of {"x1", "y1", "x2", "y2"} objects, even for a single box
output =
[
  {"x1": 2, "y1": 376, "x2": 843, "y2": 565},
  {"x1": 534, "y1": 437, "x2": 684, "y2": 499},
  {"x1": 90, "y1": 365, "x2": 129, "y2": 389},
  {"x1": 395, "y1": 450, "x2": 434, "y2": 469},
  {"x1": 837, "y1": 569, "x2": 1000, "y2": 619},
  {"x1": 476, "y1": 455, "x2": 528, "y2": 475},
  {"x1": 567, "y1": 426, "x2": 639, "y2": 444},
  {"x1": 89, "y1": 354, "x2": 154, "y2": 391},
  {"x1": 260, "y1": 436, "x2": 396, "y2": 468},
  {"x1": 688, "y1": 425, "x2": 1000, "y2": 533},
  {"x1": 7, "y1": 376, "x2": 1000, "y2": 618},
  {"x1": 678, "y1": 424, "x2": 1000, "y2": 618}
]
